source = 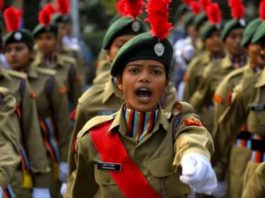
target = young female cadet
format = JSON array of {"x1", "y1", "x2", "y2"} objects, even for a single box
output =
[
  {"x1": 3, "y1": 6, "x2": 72, "y2": 198},
  {"x1": 72, "y1": 1, "x2": 217, "y2": 197}
]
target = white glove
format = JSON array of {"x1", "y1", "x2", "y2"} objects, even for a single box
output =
[
  {"x1": 32, "y1": 188, "x2": 51, "y2": 198},
  {"x1": 60, "y1": 182, "x2": 67, "y2": 196},
  {"x1": 59, "y1": 162, "x2": 69, "y2": 182},
  {"x1": 180, "y1": 153, "x2": 217, "y2": 195},
  {"x1": 0, "y1": 187, "x2": 3, "y2": 198},
  {"x1": 211, "y1": 181, "x2": 227, "y2": 197}
]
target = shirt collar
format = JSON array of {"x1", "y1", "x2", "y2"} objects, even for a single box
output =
[
  {"x1": 102, "y1": 78, "x2": 123, "y2": 103},
  {"x1": 107, "y1": 104, "x2": 170, "y2": 135}
]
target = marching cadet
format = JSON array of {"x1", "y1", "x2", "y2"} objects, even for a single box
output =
[
  {"x1": 52, "y1": 0, "x2": 87, "y2": 86},
  {"x1": 71, "y1": 0, "x2": 217, "y2": 197},
  {"x1": 183, "y1": 3, "x2": 224, "y2": 102},
  {"x1": 3, "y1": 7, "x2": 72, "y2": 197},
  {"x1": 32, "y1": 4, "x2": 82, "y2": 110},
  {"x1": 0, "y1": 87, "x2": 20, "y2": 197},
  {"x1": 67, "y1": 1, "x2": 178, "y2": 178},
  {"x1": 213, "y1": 11, "x2": 265, "y2": 198},
  {"x1": 2, "y1": 7, "x2": 50, "y2": 198},
  {"x1": 212, "y1": 8, "x2": 265, "y2": 197},
  {"x1": 189, "y1": 0, "x2": 247, "y2": 132}
]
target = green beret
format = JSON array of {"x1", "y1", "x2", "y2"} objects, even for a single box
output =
[
  {"x1": 241, "y1": 18, "x2": 261, "y2": 47},
  {"x1": 52, "y1": 13, "x2": 71, "y2": 24},
  {"x1": 32, "y1": 24, "x2": 58, "y2": 39},
  {"x1": 193, "y1": 13, "x2": 207, "y2": 31},
  {"x1": 102, "y1": 17, "x2": 146, "y2": 50},
  {"x1": 252, "y1": 21, "x2": 265, "y2": 44},
  {"x1": 111, "y1": 32, "x2": 173, "y2": 77},
  {"x1": 183, "y1": 12, "x2": 194, "y2": 28},
  {"x1": 221, "y1": 19, "x2": 246, "y2": 41},
  {"x1": 200, "y1": 22, "x2": 222, "y2": 41},
  {"x1": 4, "y1": 29, "x2": 34, "y2": 49}
]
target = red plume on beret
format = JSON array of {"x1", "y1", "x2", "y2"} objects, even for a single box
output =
[
  {"x1": 3, "y1": 7, "x2": 21, "y2": 32},
  {"x1": 116, "y1": 0, "x2": 143, "y2": 19},
  {"x1": 56, "y1": 0, "x2": 70, "y2": 15},
  {"x1": 190, "y1": 1, "x2": 201, "y2": 14},
  {"x1": 206, "y1": 3, "x2": 222, "y2": 25},
  {"x1": 200, "y1": 0, "x2": 211, "y2": 11},
  {"x1": 229, "y1": 0, "x2": 245, "y2": 19},
  {"x1": 0, "y1": 0, "x2": 4, "y2": 11},
  {"x1": 183, "y1": 0, "x2": 194, "y2": 6},
  {"x1": 39, "y1": 4, "x2": 55, "y2": 26},
  {"x1": 259, "y1": 0, "x2": 265, "y2": 20},
  {"x1": 145, "y1": 0, "x2": 173, "y2": 40}
]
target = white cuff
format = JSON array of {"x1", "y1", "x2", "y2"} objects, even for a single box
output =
[
  {"x1": 59, "y1": 162, "x2": 69, "y2": 182},
  {"x1": 32, "y1": 188, "x2": 51, "y2": 198}
]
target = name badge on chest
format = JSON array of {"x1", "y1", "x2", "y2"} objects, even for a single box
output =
[{"x1": 97, "y1": 162, "x2": 122, "y2": 172}]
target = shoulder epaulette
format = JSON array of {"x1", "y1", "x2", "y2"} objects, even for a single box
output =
[
  {"x1": 77, "y1": 115, "x2": 115, "y2": 138},
  {"x1": 174, "y1": 101, "x2": 194, "y2": 114},
  {"x1": 224, "y1": 67, "x2": 245, "y2": 81},
  {"x1": 0, "y1": 87, "x2": 10, "y2": 96},
  {"x1": 35, "y1": 67, "x2": 56, "y2": 76},
  {"x1": 7, "y1": 70, "x2": 27, "y2": 79}
]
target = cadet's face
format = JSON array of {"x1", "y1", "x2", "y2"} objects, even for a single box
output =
[
  {"x1": 225, "y1": 28, "x2": 244, "y2": 55},
  {"x1": 187, "y1": 25, "x2": 198, "y2": 42},
  {"x1": 58, "y1": 23, "x2": 68, "y2": 41},
  {"x1": 5, "y1": 43, "x2": 32, "y2": 71},
  {"x1": 117, "y1": 60, "x2": 168, "y2": 112},
  {"x1": 205, "y1": 30, "x2": 223, "y2": 53},
  {"x1": 36, "y1": 33, "x2": 57, "y2": 55},
  {"x1": 248, "y1": 43, "x2": 265, "y2": 69},
  {"x1": 108, "y1": 35, "x2": 135, "y2": 62}
]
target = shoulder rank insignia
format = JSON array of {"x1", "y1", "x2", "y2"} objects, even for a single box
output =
[{"x1": 183, "y1": 118, "x2": 203, "y2": 127}]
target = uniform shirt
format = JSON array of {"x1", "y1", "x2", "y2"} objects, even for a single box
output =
[
  {"x1": 32, "y1": 52, "x2": 82, "y2": 109},
  {"x1": 27, "y1": 66, "x2": 71, "y2": 161},
  {"x1": 0, "y1": 66, "x2": 50, "y2": 186},
  {"x1": 213, "y1": 68, "x2": 265, "y2": 160},
  {"x1": 69, "y1": 79, "x2": 177, "y2": 173},
  {"x1": 0, "y1": 87, "x2": 20, "y2": 188},
  {"x1": 183, "y1": 50, "x2": 211, "y2": 101},
  {"x1": 213, "y1": 63, "x2": 256, "y2": 136},
  {"x1": 242, "y1": 162, "x2": 265, "y2": 198},
  {"x1": 92, "y1": 61, "x2": 111, "y2": 85},
  {"x1": 72, "y1": 102, "x2": 214, "y2": 198}
]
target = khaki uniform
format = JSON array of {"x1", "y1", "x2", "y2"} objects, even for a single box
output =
[
  {"x1": 0, "y1": 66, "x2": 50, "y2": 197},
  {"x1": 68, "y1": 79, "x2": 177, "y2": 174},
  {"x1": 242, "y1": 162, "x2": 265, "y2": 198},
  {"x1": 72, "y1": 102, "x2": 214, "y2": 198},
  {"x1": 212, "y1": 64, "x2": 256, "y2": 197},
  {"x1": 214, "y1": 69, "x2": 265, "y2": 198},
  {"x1": 92, "y1": 61, "x2": 111, "y2": 85},
  {"x1": 26, "y1": 66, "x2": 71, "y2": 197},
  {"x1": 190, "y1": 54, "x2": 247, "y2": 131},
  {"x1": 183, "y1": 51, "x2": 211, "y2": 101},
  {"x1": 32, "y1": 52, "x2": 82, "y2": 109},
  {"x1": 59, "y1": 45, "x2": 86, "y2": 86},
  {"x1": 0, "y1": 87, "x2": 20, "y2": 189}
]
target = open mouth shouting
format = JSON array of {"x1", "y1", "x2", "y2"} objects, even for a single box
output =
[{"x1": 135, "y1": 87, "x2": 153, "y2": 104}]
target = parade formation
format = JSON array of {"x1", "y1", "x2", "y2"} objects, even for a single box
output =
[{"x1": 0, "y1": 0, "x2": 265, "y2": 197}]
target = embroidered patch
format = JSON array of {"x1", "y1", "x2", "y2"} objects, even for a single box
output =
[
  {"x1": 183, "y1": 118, "x2": 203, "y2": 127},
  {"x1": 60, "y1": 86, "x2": 68, "y2": 95},
  {"x1": 213, "y1": 94, "x2": 223, "y2": 104}
]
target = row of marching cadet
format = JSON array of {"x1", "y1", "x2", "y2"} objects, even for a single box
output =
[{"x1": 1, "y1": 0, "x2": 265, "y2": 197}]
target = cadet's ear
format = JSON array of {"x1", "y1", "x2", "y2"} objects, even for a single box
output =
[{"x1": 116, "y1": 75, "x2": 123, "y2": 91}]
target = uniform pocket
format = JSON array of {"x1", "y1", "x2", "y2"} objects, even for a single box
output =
[
  {"x1": 94, "y1": 165, "x2": 115, "y2": 185},
  {"x1": 147, "y1": 153, "x2": 190, "y2": 198},
  {"x1": 247, "y1": 105, "x2": 265, "y2": 134}
]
